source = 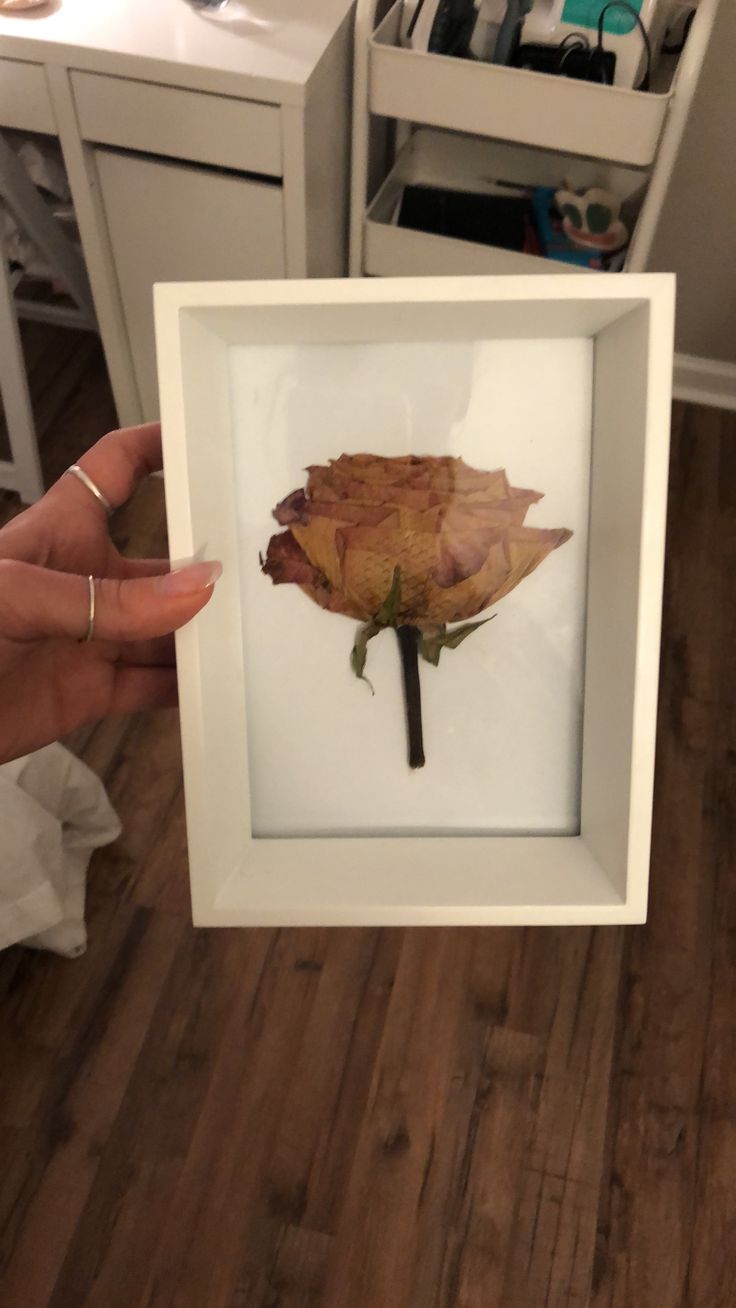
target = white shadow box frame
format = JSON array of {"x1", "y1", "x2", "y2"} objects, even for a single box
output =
[{"x1": 155, "y1": 274, "x2": 674, "y2": 927}]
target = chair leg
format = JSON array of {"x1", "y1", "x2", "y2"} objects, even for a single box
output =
[
  {"x1": 0, "y1": 255, "x2": 43, "y2": 504},
  {"x1": 0, "y1": 130, "x2": 96, "y2": 325}
]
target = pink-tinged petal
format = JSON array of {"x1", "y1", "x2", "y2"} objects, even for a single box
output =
[
  {"x1": 273, "y1": 489, "x2": 308, "y2": 524},
  {"x1": 435, "y1": 526, "x2": 505, "y2": 588},
  {"x1": 423, "y1": 525, "x2": 572, "y2": 623},
  {"x1": 265, "y1": 456, "x2": 573, "y2": 626},
  {"x1": 261, "y1": 530, "x2": 364, "y2": 619},
  {"x1": 262, "y1": 530, "x2": 319, "y2": 586}
]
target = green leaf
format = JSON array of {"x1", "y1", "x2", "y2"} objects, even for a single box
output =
[
  {"x1": 350, "y1": 620, "x2": 380, "y2": 693},
  {"x1": 375, "y1": 566, "x2": 401, "y2": 628},
  {"x1": 419, "y1": 625, "x2": 446, "y2": 667},
  {"x1": 442, "y1": 617, "x2": 493, "y2": 649},
  {"x1": 420, "y1": 616, "x2": 493, "y2": 666}
]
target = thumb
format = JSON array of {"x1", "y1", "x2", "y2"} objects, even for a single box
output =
[{"x1": 0, "y1": 559, "x2": 222, "y2": 643}]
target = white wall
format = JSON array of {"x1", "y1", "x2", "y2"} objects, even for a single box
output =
[{"x1": 648, "y1": 1, "x2": 736, "y2": 364}]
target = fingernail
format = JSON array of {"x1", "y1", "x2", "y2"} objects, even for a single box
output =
[
  {"x1": 156, "y1": 560, "x2": 223, "y2": 596},
  {"x1": 169, "y1": 545, "x2": 208, "y2": 571}
]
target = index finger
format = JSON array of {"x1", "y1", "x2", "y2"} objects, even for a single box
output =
[{"x1": 53, "y1": 422, "x2": 163, "y2": 515}]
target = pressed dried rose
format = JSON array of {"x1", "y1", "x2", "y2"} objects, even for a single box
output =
[{"x1": 262, "y1": 454, "x2": 572, "y2": 768}]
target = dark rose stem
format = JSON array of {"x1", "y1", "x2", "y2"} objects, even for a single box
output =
[{"x1": 396, "y1": 625, "x2": 425, "y2": 769}]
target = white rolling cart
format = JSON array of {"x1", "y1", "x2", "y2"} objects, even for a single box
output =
[{"x1": 350, "y1": 0, "x2": 719, "y2": 278}]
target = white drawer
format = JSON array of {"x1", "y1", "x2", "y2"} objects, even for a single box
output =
[
  {"x1": 72, "y1": 72, "x2": 282, "y2": 178},
  {"x1": 0, "y1": 58, "x2": 55, "y2": 134},
  {"x1": 95, "y1": 147, "x2": 285, "y2": 417}
]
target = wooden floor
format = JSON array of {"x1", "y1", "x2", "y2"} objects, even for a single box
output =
[{"x1": 0, "y1": 332, "x2": 734, "y2": 1307}]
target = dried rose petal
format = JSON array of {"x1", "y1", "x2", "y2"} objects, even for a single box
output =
[{"x1": 263, "y1": 454, "x2": 571, "y2": 626}]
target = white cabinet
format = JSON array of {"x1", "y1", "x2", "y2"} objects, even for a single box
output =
[
  {"x1": 0, "y1": 0, "x2": 355, "y2": 426},
  {"x1": 72, "y1": 72, "x2": 282, "y2": 178},
  {"x1": 95, "y1": 148, "x2": 285, "y2": 417},
  {"x1": 0, "y1": 57, "x2": 55, "y2": 133}
]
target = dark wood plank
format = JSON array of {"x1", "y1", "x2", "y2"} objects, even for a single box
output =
[
  {"x1": 496, "y1": 928, "x2": 622, "y2": 1308},
  {"x1": 225, "y1": 929, "x2": 401, "y2": 1308},
  {"x1": 260, "y1": 1225, "x2": 334, "y2": 1308},
  {"x1": 47, "y1": 926, "x2": 284, "y2": 1308},
  {"x1": 0, "y1": 910, "x2": 184, "y2": 1308},
  {"x1": 444, "y1": 1024, "x2": 542, "y2": 1307},
  {"x1": 409, "y1": 932, "x2": 518, "y2": 1306},
  {"x1": 591, "y1": 404, "x2": 736, "y2": 1308},
  {"x1": 319, "y1": 928, "x2": 483, "y2": 1308},
  {"x1": 683, "y1": 423, "x2": 736, "y2": 1308},
  {"x1": 136, "y1": 929, "x2": 329, "y2": 1308},
  {"x1": 0, "y1": 326, "x2": 112, "y2": 493}
]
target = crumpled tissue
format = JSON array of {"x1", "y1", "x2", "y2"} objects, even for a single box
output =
[{"x1": 0, "y1": 743, "x2": 121, "y2": 957}]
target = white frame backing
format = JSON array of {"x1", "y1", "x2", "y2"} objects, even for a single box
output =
[{"x1": 155, "y1": 274, "x2": 674, "y2": 927}]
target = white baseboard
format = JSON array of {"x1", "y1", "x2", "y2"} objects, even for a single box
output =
[{"x1": 673, "y1": 353, "x2": 736, "y2": 411}]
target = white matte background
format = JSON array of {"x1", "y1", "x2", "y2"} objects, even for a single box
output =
[{"x1": 230, "y1": 336, "x2": 593, "y2": 837}]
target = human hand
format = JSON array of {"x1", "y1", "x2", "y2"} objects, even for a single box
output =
[{"x1": 0, "y1": 422, "x2": 220, "y2": 763}]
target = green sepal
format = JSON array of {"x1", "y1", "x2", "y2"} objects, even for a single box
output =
[
  {"x1": 350, "y1": 620, "x2": 380, "y2": 693},
  {"x1": 420, "y1": 616, "x2": 493, "y2": 666},
  {"x1": 350, "y1": 569, "x2": 406, "y2": 692},
  {"x1": 375, "y1": 566, "x2": 402, "y2": 628},
  {"x1": 419, "y1": 624, "x2": 446, "y2": 667}
]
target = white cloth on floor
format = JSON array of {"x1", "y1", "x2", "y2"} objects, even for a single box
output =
[{"x1": 0, "y1": 743, "x2": 121, "y2": 958}]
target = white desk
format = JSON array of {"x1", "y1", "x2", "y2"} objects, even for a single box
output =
[{"x1": 0, "y1": 0, "x2": 355, "y2": 422}]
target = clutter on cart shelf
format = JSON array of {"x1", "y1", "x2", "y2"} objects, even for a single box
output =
[
  {"x1": 394, "y1": 175, "x2": 630, "y2": 268},
  {"x1": 553, "y1": 183, "x2": 629, "y2": 251},
  {"x1": 397, "y1": 182, "x2": 541, "y2": 255},
  {"x1": 0, "y1": 132, "x2": 82, "y2": 286},
  {"x1": 532, "y1": 186, "x2": 628, "y2": 268},
  {"x1": 399, "y1": 1, "x2": 699, "y2": 91}
]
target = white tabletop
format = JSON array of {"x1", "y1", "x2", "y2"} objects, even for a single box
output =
[{"x1": 0, "y1": 0, "x2": 354, "y2": 104}]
